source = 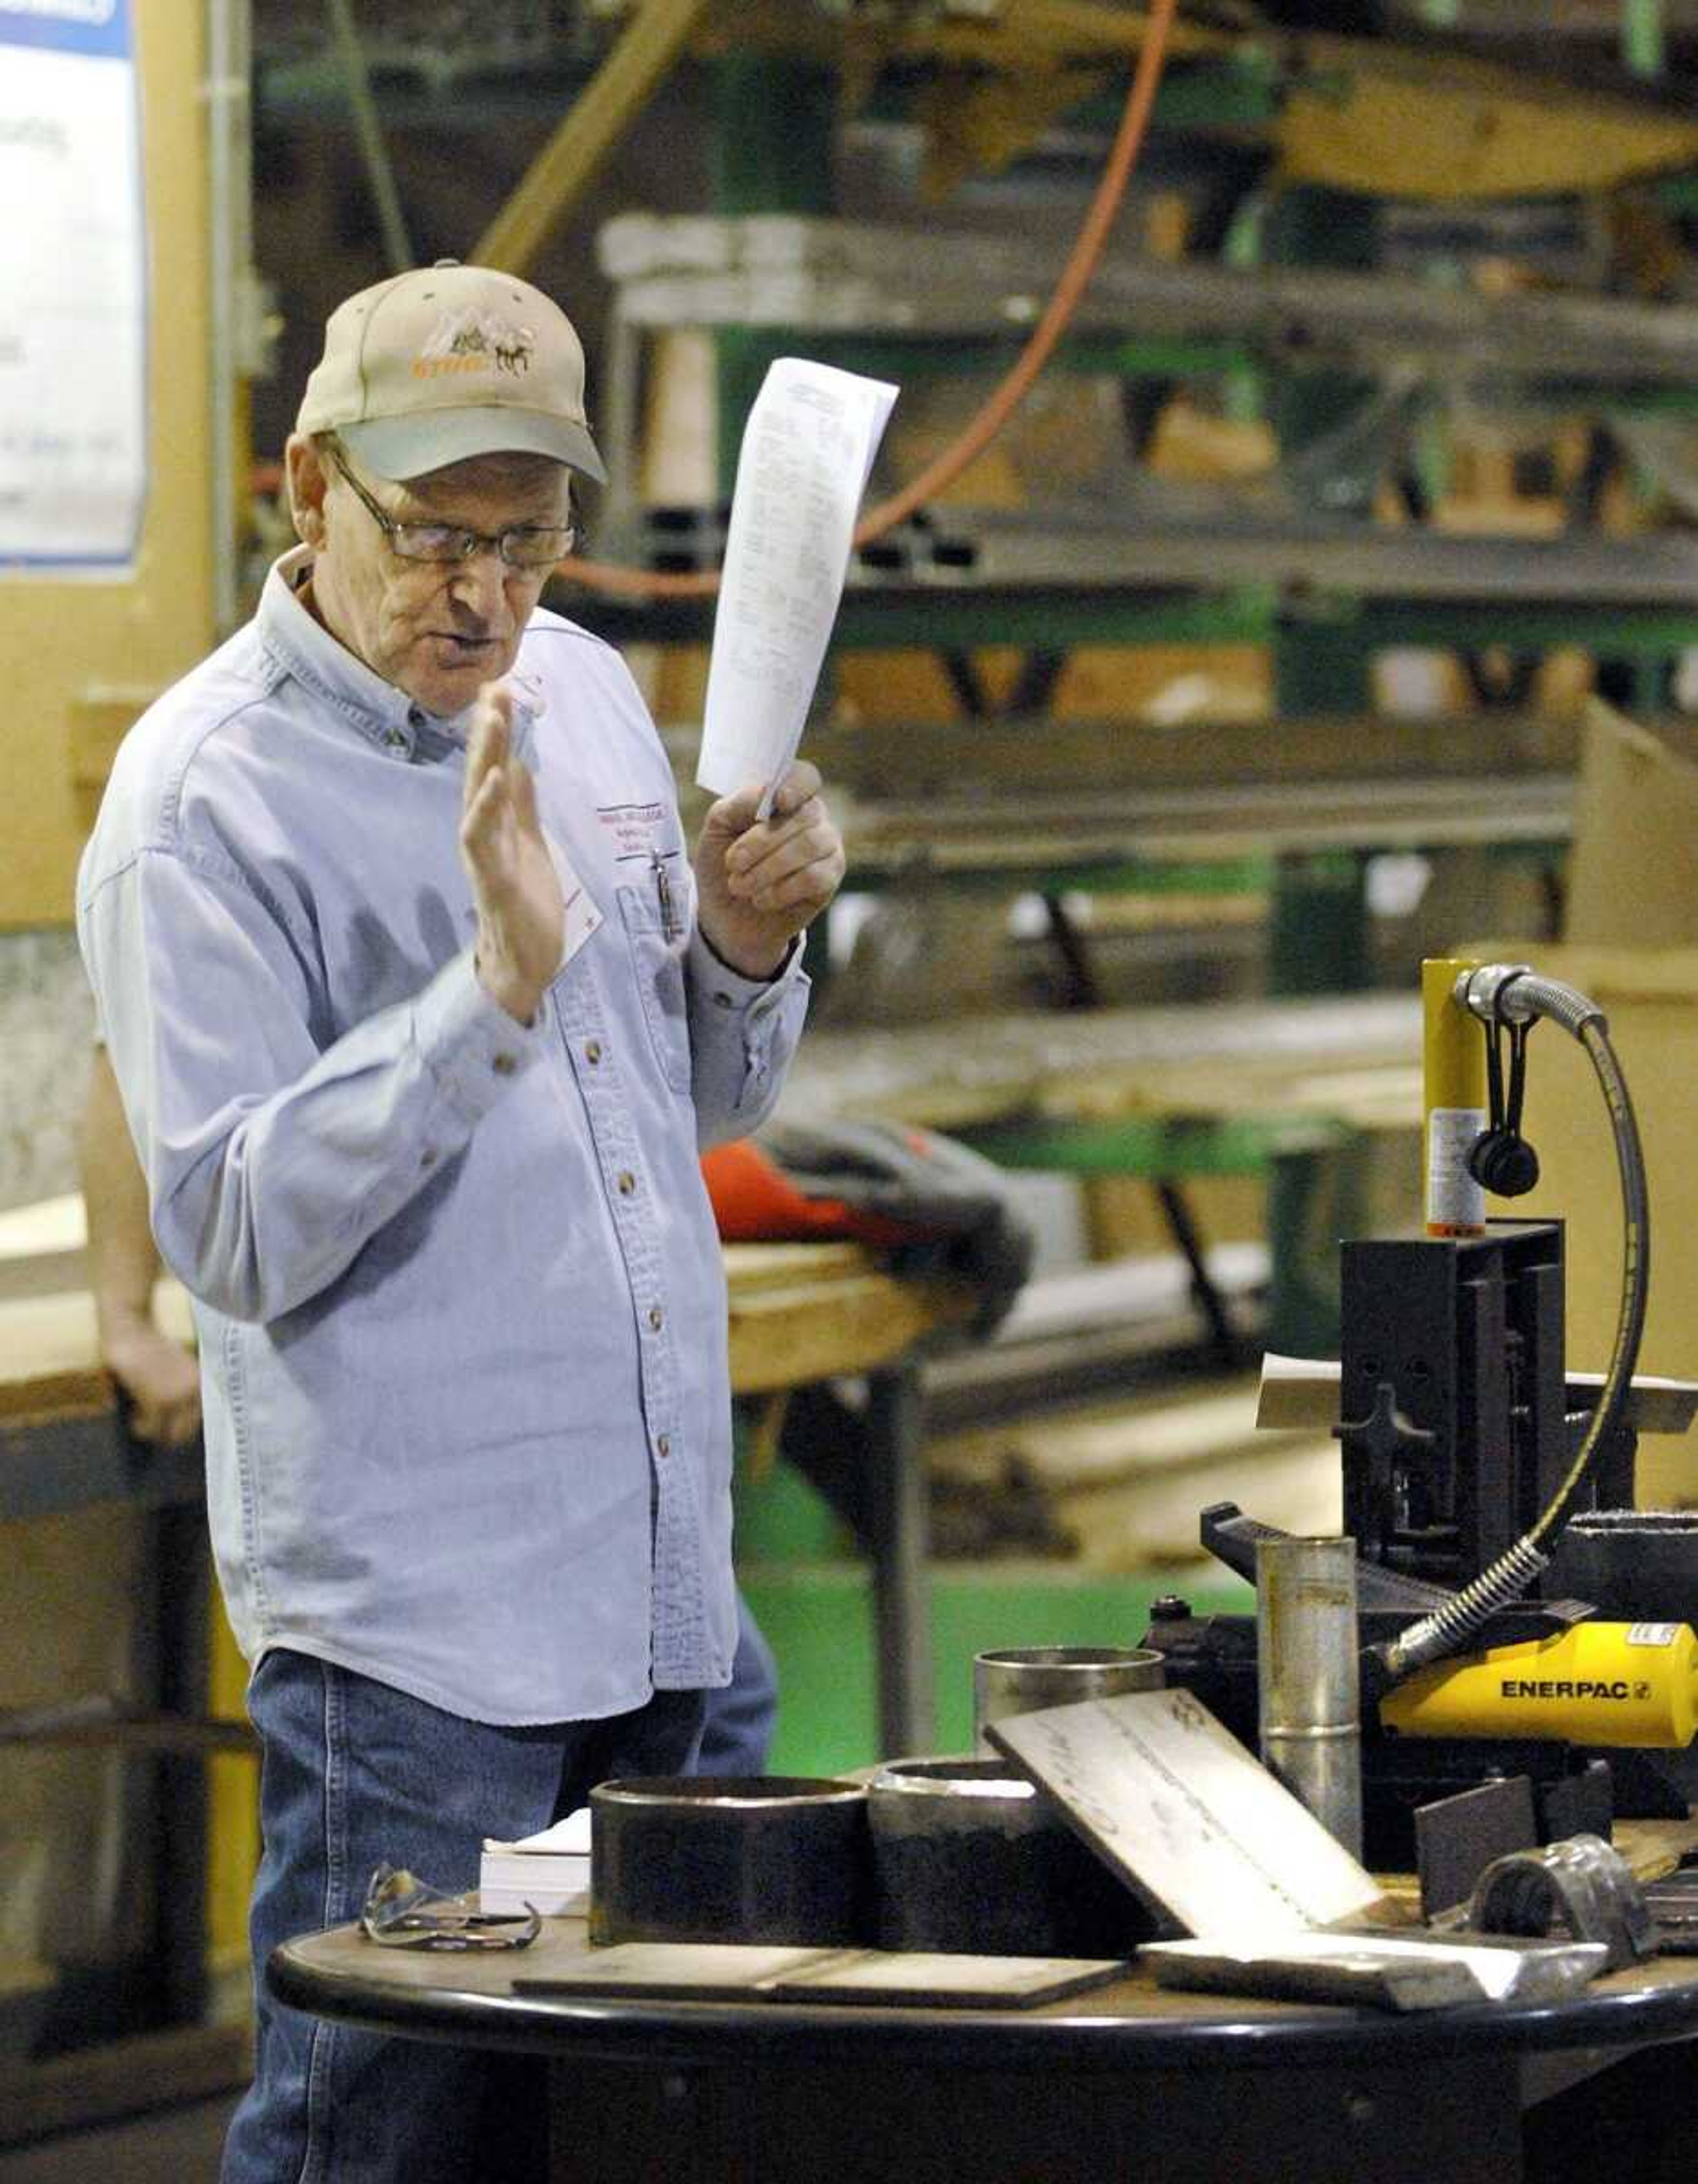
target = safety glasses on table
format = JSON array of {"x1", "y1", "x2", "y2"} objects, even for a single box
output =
[{"x1": 359, "y1": 1860, "x2": 540, "y2": 1951}]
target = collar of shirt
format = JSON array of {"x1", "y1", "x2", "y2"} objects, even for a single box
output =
[{"x1": 256, "y1": 547, "x2": 538, "y2": 768}]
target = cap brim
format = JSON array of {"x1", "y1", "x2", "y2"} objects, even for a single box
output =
[{"x1": 341, "y1": 407, "x2": 608, "y2": 486}]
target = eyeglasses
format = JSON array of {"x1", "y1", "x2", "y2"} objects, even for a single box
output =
[
  {"x1": 331, "y1": 450, "x2": 575, "y2": 570},
  {"x1": 359, "y1": 1861, "x2": 541, "y2": 1952}
]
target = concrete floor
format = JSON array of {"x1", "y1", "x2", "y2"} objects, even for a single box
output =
[{"x1": 0, "y1": 2092, "x2": 238, "y2": 2184}]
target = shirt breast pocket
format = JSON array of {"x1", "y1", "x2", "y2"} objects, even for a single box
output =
[{"x1": 618, "y1": 880, "x2": 693, "y2": 1095}]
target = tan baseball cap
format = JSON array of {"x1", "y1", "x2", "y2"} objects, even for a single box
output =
[{"x1": 295, "y1": 260, "x2": 607, "y2": 484}]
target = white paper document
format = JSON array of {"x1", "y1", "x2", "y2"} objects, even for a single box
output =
[
  {"x1": 483, "y1": 1807, "x2": 592, "y2": 1857},
  {"x1": 696, "y1": 357, "x2": 897, "y2": 802},
  {"x1": 479, "y1": 1805, "x2": 591, "y2": 1915}
]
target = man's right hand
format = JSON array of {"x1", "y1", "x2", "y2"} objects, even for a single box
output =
[
  {"x1": 103, "y1": 1316, "x2": 202, "y2": 1447},
  {"x1": 460, "y1": 681, "x2": 564, "y2": 1025}
]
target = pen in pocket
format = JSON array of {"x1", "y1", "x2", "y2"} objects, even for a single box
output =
[{"x1": 652, "y1": 851, "x2": 681, "y2": 943}]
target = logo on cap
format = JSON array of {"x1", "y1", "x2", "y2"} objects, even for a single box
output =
[{"x1": 415, "y1": 307, "x2": 536, "y2": 381}]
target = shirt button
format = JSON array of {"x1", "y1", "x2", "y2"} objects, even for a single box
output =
[
  {"x1": 616, "y1": 1170, "x2": 636, "y2": 1195},
  {"x1": 585, "y1": 1040, "x2": 602, "y2": 1065},
  {"x1": 648, "y1": 1306, "x2": 664, "y2": 1331},
  {"x1": 656, "y1": 1434, "x2": 671, "y2": 1459},
  {"x1": 713, "y1": 990, "x2": 734, "y2": 1010},
  {"x1": 419, "y1": 1148, "x2": 437, "y2": 1169},
  {"x1": 492, "y1": 1052, "x2": 518, "y2": 1077}
]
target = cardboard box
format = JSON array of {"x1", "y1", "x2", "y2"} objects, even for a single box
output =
[
  {"x1": 1565, "y1": 702, "x2": 1698, "y2": 949},
  {"x1": 1459, "y1": 943, "x2": 1698, "y2": 1510}
]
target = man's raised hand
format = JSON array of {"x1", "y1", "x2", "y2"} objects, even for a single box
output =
[{"x1": 461, "y1": 682, "x2": 563, "y2": 1024}]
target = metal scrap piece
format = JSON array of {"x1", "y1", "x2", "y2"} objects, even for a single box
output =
[
  {"x1": 1145, "y1": 1932, "x2": 1607, "y2": 2012},
  {"x1": 1465, "y1": 1833, "x2": 1657, "y2": 1972},
  {"x1": 1642, "y1": 1863, "x2": 1698, "y2": 1956}
]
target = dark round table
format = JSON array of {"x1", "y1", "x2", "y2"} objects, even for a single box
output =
[{"x1": 272, "y1": 1910, "x2": 1698, "y2": 2184}]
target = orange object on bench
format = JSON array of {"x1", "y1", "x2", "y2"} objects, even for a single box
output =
[{"x1": 700, "y1": 1139, "x2": 919, "y2": 1246}]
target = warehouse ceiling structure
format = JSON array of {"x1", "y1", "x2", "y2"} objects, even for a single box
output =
[
  {"x1": 247, "y1": 1, "x2": 1698, "y2": 595},
  {"x1": 229, "y1": 0, "x2": 1698, "y2": 1007}
]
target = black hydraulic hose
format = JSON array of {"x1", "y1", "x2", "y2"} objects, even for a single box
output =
[{"x1": 1380, "y1": 971, "x2": 1651, "y2": 1681}]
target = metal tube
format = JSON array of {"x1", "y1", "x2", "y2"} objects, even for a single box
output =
[
  {"x1": 603, "y1": 215, "x2": 1698, "y2": 386},
  {"x1": 1257, "y1": 1536, "x2": 1362, "y2": 1859},
  {"x1": 973, "y1": 1646, "x2": 1165, "y2": 1757}
]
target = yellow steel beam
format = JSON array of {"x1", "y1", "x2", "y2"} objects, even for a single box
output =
[
  {"x1": 474, "y1": 0, "x2": 716, "y2": 275},
  {"x1": 475, "y1": 0, "x2": 1698, "y2": 264},
  {"x1": 693, "y1": 1, "x2": 1221, "y2": 70},
  {"x1": 700, "y1": 0, "x2": 1689, "y2": 115},
  {"x1": 1278, "y1": 73, "x2": 1698, "y2": 199},
  {"x1": 692, "y1": 1, "x2": 1698, "y2": 199}
]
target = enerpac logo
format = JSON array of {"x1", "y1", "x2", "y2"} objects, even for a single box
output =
[
  {"x1": 1500, "y1": 1678, "x2": 1632, "y2": 1701},
  {"x1": 413, "y1": 308, "x2": 535, "y2": 381}
]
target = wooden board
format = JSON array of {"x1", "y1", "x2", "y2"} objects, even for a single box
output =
[
  {"x1": 0, "y1": 1193, "x2": 86, "y2": 1305},
  {"x1": 0, "y1": 1291, "x2": 108, "y2": 1423},
  {"x1": 0, "y1": 1216, "x2": 968, "y2": 1421},
  {"x1": 926, "y1": 1372, "x2": 1340, "y2": 1572},
  {"x1": 723, "y1": 1242, "x2": 972, "y2": 1392},
  {"x1": 1259, "y1": 1351, "x2": 1698, "y2": 1438}
]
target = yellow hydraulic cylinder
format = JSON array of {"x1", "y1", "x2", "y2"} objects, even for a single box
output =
[
  {"x1": 1381, "y1": 1621, "x2": 1698, "y2": 1749},
  {"x1": 1422, "y1": 956, "x2": 1486, "y2": 1236}
]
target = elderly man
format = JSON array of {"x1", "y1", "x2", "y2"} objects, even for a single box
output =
[{"x1": 78, "y1": 261, "x2": 844, "y2": 2182}]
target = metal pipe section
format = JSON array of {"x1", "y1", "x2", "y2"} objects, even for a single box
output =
[
  {"x1": 1453, "y1": 960, "x2": 1608, "y2": 1038},
  {"x1": 972, "y1": 1647, "x2": 1165, "y2": 1757},
  {"x1": 1256, "y1": 1536, "x2": 1363, "y2": 1859},
  {"x1": 600, "y1": 213, "x2": 1698, "y2": 385}
]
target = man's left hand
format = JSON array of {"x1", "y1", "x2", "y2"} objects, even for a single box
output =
[
  {"x1": 103, "y1": 1316, "x2": 203, "y2": 1448},
  {"x1": 693, "y1": 761, "x2": 845, "y2": 979}
]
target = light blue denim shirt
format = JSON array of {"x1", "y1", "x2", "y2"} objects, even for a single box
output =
[{"x1": 78, "y1": 550, "x2": 809, "y2": 1724}]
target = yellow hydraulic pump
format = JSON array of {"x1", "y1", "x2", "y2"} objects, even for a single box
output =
[{"x1": 1381, "y1": 1622, "x2": 1698, "y2": 1749}]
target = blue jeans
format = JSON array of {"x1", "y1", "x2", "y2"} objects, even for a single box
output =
[
  {"x1": 696, "y1": 1591, "x2": 779, "y2": 1776},
  {"x1": 224, "y1": 1650, "x2": 704, "y2": 2184}
]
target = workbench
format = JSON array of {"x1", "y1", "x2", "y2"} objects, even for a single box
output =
[{"x1": 271, "y1": 1813, "x2": 1698, "y2": 2184}]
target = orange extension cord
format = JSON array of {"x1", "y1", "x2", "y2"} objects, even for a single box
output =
[{"x1": 559, "y1": 0, "x2": 1182, "y2": 601}]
